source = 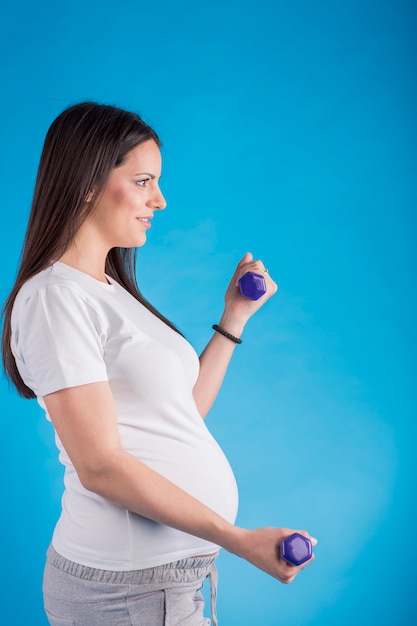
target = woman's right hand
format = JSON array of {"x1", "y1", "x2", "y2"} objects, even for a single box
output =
[{"x1": 230, "y1": 526, "x2": 317, "y2": 584}]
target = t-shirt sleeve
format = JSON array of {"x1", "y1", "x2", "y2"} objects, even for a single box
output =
[{"x1": 12, "y1": 284, "x2": 109, "y2": 397}]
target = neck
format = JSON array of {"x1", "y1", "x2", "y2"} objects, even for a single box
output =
[{"x1": 58, "y1": 241, "x2": 110, "y2": 285}]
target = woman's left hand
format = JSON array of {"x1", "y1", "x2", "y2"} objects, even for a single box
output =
[{"x1": 222, "y1": 252, "x2": 278, "y2": 330}]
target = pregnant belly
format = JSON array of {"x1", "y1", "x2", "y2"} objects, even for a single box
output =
[{"x1": 124, "y1": 432, "x2": 239, "y2": 524}]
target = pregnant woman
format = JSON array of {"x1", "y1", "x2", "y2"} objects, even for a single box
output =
[{"x1": 2, "y1": 102, "x2": 316, "y2": 625}]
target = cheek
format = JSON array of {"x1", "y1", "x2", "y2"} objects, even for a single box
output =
[
  {"x1": 114, "y1": 188, "x2": 138, "y2": 214},
  {"x1": 102, "y1": 191, "x2": 135, "y2": 227},
  {"x1": 111, "y1": 187, "x2": 129, "y2": 207},
  {"x1": 94, "y1": 183, "x2": 138, "y2": 229}
]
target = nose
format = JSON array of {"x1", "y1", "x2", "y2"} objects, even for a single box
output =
[{"x1": 147, "y1": 185, "x2": 167, "y2": 211}]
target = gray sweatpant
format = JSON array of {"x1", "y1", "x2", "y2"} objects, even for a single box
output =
[{"x1": 43, "y1": 545, "x2": 218, "y2": 626}]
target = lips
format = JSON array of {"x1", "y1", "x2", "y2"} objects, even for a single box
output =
[{"x1": 137, "y1": 216, "x2": 152, "y2": 228}]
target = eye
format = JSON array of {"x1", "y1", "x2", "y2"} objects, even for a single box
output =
[{"x1": 136, "y1": 178, "x2": 150, "y2": 188}]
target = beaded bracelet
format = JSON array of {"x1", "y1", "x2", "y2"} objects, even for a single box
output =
[{"x1": 212, "y1": 324, "x2": 242, "y2": 344}]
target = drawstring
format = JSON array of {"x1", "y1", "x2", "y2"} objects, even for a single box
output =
[{"x1": 207, "y1": 562, "x2": 218, "y2": 626}]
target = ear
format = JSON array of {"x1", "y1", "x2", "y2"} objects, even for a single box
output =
[{"x1": 85, "y1": 190, "x2": 94, "y2": 203}]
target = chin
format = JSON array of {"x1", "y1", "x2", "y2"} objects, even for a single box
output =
[{"x1": 135, "y1": 236, "x2": 147, "y2": 248}]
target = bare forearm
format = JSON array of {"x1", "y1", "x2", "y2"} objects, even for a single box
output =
[
  {"x1": 84, "y1": 447, "x2": 244, "y2": 554},
  {"x1": 193, "y1": 312, "x2": 245, "y2": 418}
]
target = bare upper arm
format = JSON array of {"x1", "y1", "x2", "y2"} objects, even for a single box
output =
[{"x1": 43, "y1": 381, "x2": 123, "y2": 487}]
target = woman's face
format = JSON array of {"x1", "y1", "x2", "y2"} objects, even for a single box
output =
[{"x1": 89, "y1": 139, "x2": 166, "y2": 249}]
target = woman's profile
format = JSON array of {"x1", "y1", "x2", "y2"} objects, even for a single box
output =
[{"x1": 2, "y1": 102, "x2": 316, "y2": 625}]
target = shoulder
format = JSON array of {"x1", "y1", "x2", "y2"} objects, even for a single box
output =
[
  {"x1": 15, "y1": 262, "x2": 114, "y2": 307},
  {"x1": 12, "y1": 264, "x2": 109, "y2": 331},
  {"x1": 16, "y1": 264, "x2": 74, "y2": 298},
  {"x1": 11, "y1": 266, "x2": 111, "y2": 397}
]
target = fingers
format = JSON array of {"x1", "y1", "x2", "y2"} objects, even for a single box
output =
[
  {"x1": 228, "y1": 253, "x2": 278, "y2": 304},
  {"x1": 275, "y1": 551, "x2": 312, "y2": 583},
  {"x1": 279, "y1": 572, "x2": 297, "y2": 584},
  {"x1": 236, "y1": 251, "x2": 253, "y2": 269},
  {"x1": 276, "y1": 529, "x2": 317, "y2": 582},
  {"x1": 298, "y1": 529, "x2": 318, "y2": 547},
  {"x1": 234, "y1": 254, "x2": 277, "y2": 298},
  {"x1": 235, "y1": 256, "x2": 268, "y2": 282}
]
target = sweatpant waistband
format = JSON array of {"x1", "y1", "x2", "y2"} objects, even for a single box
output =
[{"x1": 47, "y1": 545, "x2": 218, "y2": 585}]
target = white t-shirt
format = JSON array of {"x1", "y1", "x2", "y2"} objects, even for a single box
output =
[{"x1": 11, "y1": 262, "x2": 239, "y2": 570}]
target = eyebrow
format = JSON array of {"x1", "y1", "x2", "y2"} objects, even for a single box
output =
[{"x1": 135, "y1": 172, "x2": 157, "y2": 179}]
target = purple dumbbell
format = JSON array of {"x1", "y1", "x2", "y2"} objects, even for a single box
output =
[
  {"x1": 238, "y1": 271, "x2": 267, "y2": 300},
  {"x1": 280, "y1": 533, "x2": 312, "y2": 566}
]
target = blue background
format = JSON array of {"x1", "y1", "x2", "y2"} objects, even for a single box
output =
[{"x1": 0, "y1": 1, "x2": 415, "y2": 624}]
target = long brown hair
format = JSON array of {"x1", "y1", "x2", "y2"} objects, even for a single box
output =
[{"x1": 2, "y1": 102, "x2": 180, "y2": 399}]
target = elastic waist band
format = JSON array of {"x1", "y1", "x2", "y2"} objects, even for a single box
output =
[{"x1": 47, "y1": 545, "x2": 217, "y2": 586}]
